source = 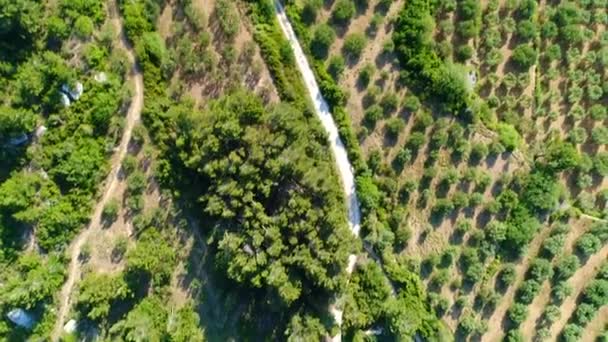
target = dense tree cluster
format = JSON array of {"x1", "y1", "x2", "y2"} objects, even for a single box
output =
[
  {"x1": 157, "y1": 91, "x2": 353, "y2": 304},
  {"x1": 393, "y1": 0, "x2": 471, "y2": 115}
]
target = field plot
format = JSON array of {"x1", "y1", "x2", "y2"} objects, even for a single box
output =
[{"x1": 286, "y1": 0, "x2": 607, "y2": 340}]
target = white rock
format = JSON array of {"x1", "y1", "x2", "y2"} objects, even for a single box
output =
[
  {"x1": 63, "y1": 319, "x2": 77, "y2": 333},
  {"x1": 70, "y1": 82, "x2": 84, "y2": 100},
  {"x1": 94, "y1": 72, "x2": 108, "y2": 83},
  {"x1": 60, "y1": 93, "x2": 71, "y2": 107},
  {"x1": 34, "y1": 125, "x2": 47, "y2": 138}
]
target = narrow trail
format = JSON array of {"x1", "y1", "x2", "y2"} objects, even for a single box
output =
[
  {"x1": 274, "y1": 2, "x2": 361, "y2": 340},
  {"x1": 51, "y1": 1, "x2": 144, "y2": 340}
]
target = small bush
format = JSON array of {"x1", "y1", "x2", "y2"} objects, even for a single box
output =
[
  {"x1": 508, "y1": 303, "x2": 528, "y2": 325},
  {"x1": 343, "y1": 33, "x2": 367, "y2": 59},
  {"x1": 511, "y1": 44, "x2": 537, "y2": 69},
  {"x1": 385, "y1": 117, "x2": 405, "y2": 139},
  {"x1": 332, "y1": 0, "x2": 356, "y2": 25},
  {"x1": 102, "y1": 199, "x2": 120, "y2": 223},
  {"x1": 358, "y1": 63, "x2": 375, "y2": 86},
  {"x1": 311, "y1": 24, "x2": 335, "y2": 59}
]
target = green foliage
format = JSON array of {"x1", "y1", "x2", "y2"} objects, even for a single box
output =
[
  {"x1": 511, "y1": 44, "x2": 537, "y2": 69},
  {"x1": 358, "y1": 63, "x2": 375, "y2": 86},
  {"x1": 583, "y1": 279, "x2": 608, "y2": 307},
  {"x1": 216, "y1": 0, "x2": 239, "y2": 40},
  {"x1": 102, "y1": 198, "x2": 120, "y2": 223},
  {"x1": 393, "y1": 0, "x2": 471, "y2": 115},
  {"x1": 327, "y1": 55, "x2": 345, "y2": 80},
  {"x1": 127, "y1": 229, "x2": 176, "y2": 287},
  {"x1": 285, "y1": 314, "x2": 326, "y2": 341},
  {"x1": 507, "y1": 303, "x2": 528, "y2": 325},
  {"x1": 332, "y1": 0, "x2": 356, "y2": 25},
  {"x1": 555, "y1": 255, "x2": 580, "y2": 280},
  {"x1": 385, "y1": 117, "x2": 405, "y2": 139},
  {"x1": 343, "y1": 262, "x2": 392, "y2": 330},
  {"x1": 343, "y1": 33, "x2": 367, "y2": 59},
  {"x1": 301, "y1": 0, "x2": 323, "y2": 24},
  {"x1": 76, "y1": 272, "x2": 130, "y2": 321},
  {"x1": 575, "y1": 233, "x2": 602, "y2": 257},
  {"x1": 152, "y1": 91, "x2": 352, "y2": 306},
  {"x1": 0, "y1": 253, "x2": 66, "y2": 309},
  {"x1": 74, "y1": 16, "x2": 94, "y2": 38},
  {"x1": 311, "y1": 24, "x2": 336, "y2": 59},
  {"x1": 497, "y1": 123, "x2": 521, "y2": 151},
  {"x1": 562, "y1": 323, "x2": 583, "y2": 342},
  {"x1": 528, "y1": 258, "x2": 553, "y2": 282},
  {"x1": 110, "y1": 296, "x2": 169, "y2": 340}
]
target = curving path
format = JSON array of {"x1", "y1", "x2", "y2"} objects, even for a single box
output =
[
  {"x1": 274, "y1": 2, "x2": 361, "y2": 340},
  {"x1": 51, "y1": 2, "x2": 144, "y2": 340}
]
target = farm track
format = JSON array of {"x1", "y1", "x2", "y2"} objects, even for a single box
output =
[{"x1": 51, "y1": 1, "x2": 144, "y2": 340}]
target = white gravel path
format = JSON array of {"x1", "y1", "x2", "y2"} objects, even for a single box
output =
[{"x1": 274, "y1": 2, "x2": 362, "y2": 340}]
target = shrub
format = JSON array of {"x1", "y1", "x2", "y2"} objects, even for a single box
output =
[
  {"x1": 363, "y1": 105, "x2": 383, "y2": 128},
  {"x1": 528, "y1": 258, "x2": 553, "y2": 282},
  {"x1": 456, "y1": 44, "x2": 474, "y2": 61},
  {"x1": 594, "y1": 152, "x2": 608, "y2": 176},
  {"x1": 516, "y1": 20, "x2": 537, "y2": 41},
  {"x1": 216, "y1": 0, "x2": 239, "y2": 39},
  {"x1": 562, "y1": 324, "x2": 583, "y2": 342},
  {"x1": 508, "y1": 303, "x2": 528, "y2": 325},
  {"x1": 311, "y1": 24, "x2": 335, "y2": 59},
  {"x1": 511, "y1": 44, "x2": 537, "y2": 69},
  {"x1": 470, "y1": 143, "x2": 489, "y2": 162},
  {"x1": 380, "y1": 92, "x2": 399, "y2": 115},
  {"x1": 497, "y1": 123, "x2": 521, "y2": 150},
  {"x1": 301, "y1": 0, "x2": 323, "y2": 24},
  {"x1": 553, "y1": 281, "x2": 573, "y2": 302},
  {"x1": 542, "y1": 233, "x2": 566, "y2": 258},
  {"x1": 592, "y1": 126, "x2": 608, "y2": 145},
  {"x1": 127, "y1": 171, "x2": 146, "y2": 195},
  {"x1": 517, "y1": 280, "x2": 541, "y2": 304},
  {"x1": 343, "y1": 33, "x2": 367, "y2": 59},
  {"x1": 574, "y1": 302, "x2": 596, "y2": 324},
  {"x1": 102, "y1": 199, "x2": 120, "y2": 223},
  {"x1": 590, "y1": 104, "x2": 607, "y2": 120},
  {"x1": 113, "y1": 236, "x2": 129, "y2": 260},
  {"x1": 385, "y1": 117, "x2": 405, "y2": 139},
  {"x1": 74, "y1": 16, "x2": 94, "y2": 38},
  {"x1": 555, "y1": 255, "x2": 580, "y2": 280},
  {"x1": 433, "y1": 198, "x2": 455, "y2": 216},
  {"x1": 575, "y1": 233, "x2": 602, "y2": 257},
  {"x1": 583, "y1": 279, "x2": 608, "y2": 307},
  {"x1": 505, "y1": 330, "x2": 524, "y2": 342},
  {"x1": 542, "y1": 304, "x2": 560, "y2": 324},
  {"x1": 358, "y1": 63, "x2": 375, "y2": 86},
  {"x1": 327, "y1": 55, "x2": 345, "y2": 79},
  {"x1": 500, "y1": 264, "x2": 517, "y2": 288},
  {"x1": 332, "y1": 0, "x2": 356, "y2": 25}
]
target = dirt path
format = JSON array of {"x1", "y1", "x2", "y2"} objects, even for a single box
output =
[
  {"x1": 51, "y1": 1, "x2": 144, "y2": 340},
  {"x1": 547, "y1": 243, "x2": 608, "y2": 341},
  {"x1": 482, "y1": 226, "x2": 550, "y2": 342}
]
